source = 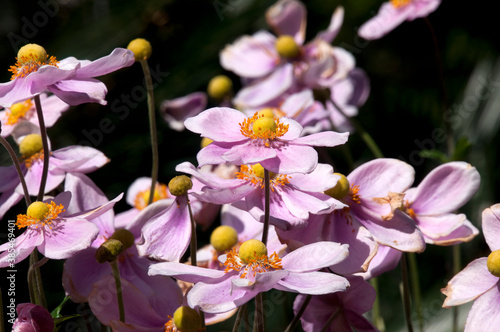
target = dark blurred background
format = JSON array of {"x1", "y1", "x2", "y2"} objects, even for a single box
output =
[{"x1": 1, "y1": 0, "x2": 499, "y2": 331}]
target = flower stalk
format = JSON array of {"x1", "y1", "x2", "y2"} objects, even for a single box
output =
[
  {"x1": 186, "y1": 194, "x2": 197, "y2": 267},
  {"x1": 139, "y1": 60, "x2": 159, "y2": 206},
  {"x1": 110, "y1": 260, "x2": 125, "y2": 323},
  {"x1": 284, "y1": 294, "x2": 312, "y2": 332},
  {"x1": 0, "y1": 136, "x2": 30, "y2": 206},
  {"x1": 34, "y1": 94, "x2": 49, "y2": 201},
  {"x1": 261, "y1": 169, "x2": 271, "y2": 245}
]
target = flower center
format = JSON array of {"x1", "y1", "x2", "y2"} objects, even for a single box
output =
[
  {"x1": 324, "y1": 173, "x2": 350, "y2": 200},
  {"x1": 134, "y1": 183, "x2": 169, "y2": 210},
  {"x1": 168, "y1": 175, "x2": 193, "y2": 197},
  {"x1": 210, "y1": 225, "x2": 239, "y2": 253},
  {"x1": 9, "y1": 44, "x2": 59, "y2": 80},
  {"x1": 239, "y1": 112, "x2": 289, "y2": 147},
  {"x1": 390, "y1": 0, "x2": 412, "y2": 8},
  {"x1": 224, "y1": 240, "x2": 283, "y2": 279},
  {"x1": 403, "y1": 200, "x2": 416, "y2": 219},
  {"x1": 275, "y1": 35, "x2": 300, "y2": 59},
  {"x1": 6, "y1": 99, "x2": 34, "y2": 125},
  {"x1": 235, "y1": 164, "x2": 290, "y2": 191},
  {"x1": 487, "y1": 250, "x2": 500, "y2": 278},
  {"x1": 16, "y1": 201, "x2": 65, "y2": 229}
]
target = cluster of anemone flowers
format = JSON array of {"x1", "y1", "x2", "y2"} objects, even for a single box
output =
[{"x1": 0, "y1": 0, "x2": 497, "y2": 331}]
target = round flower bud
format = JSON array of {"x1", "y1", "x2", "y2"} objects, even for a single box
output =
[
  {"x1": 252, "y1": 117, "x2": 277, "y2": 135},
  {"x1": 19, "y1": 134, "x2": 43, "y2": 158},
  {"x1": 95, "y1": 239, "x2": 124, "y2": 263},
  {"x1": 168, "y1": 175, "x2": 193, "y2": 196},
  {"x1": 207, "y1": 75, "x2": 232, "y2": 100},
  {"x1": 275, "y1": 35, "x2": 300, "y2": 59},
  {"x1": 324, "y1": 173, "x2": 350, "y2": 200},
  {"x1": 239, "y1": 239, "x2": 267, "y2": 264},
  {"x1": 110, "y1": 229, "x2": 135, "y2": 249},
  {"x1": 127, "y1": 38, "x2": 152, "y2": 62},
  {"x1": 210, "y1": 225, "x2": 238, "y2": 252},
  {"x1": 257, "y1": 107, "x2": 275, "y2": 119},
  {"x1": 487, "y1": 250, "x2": 500, "y2": 278},
  {"x1": 172, "y1": 306, "x2": 202, "y2": 332},
  {"x1": 27, "y1": 201, "x2": 49, "y2": 220},
  {"x1": 201, "y1": 137, "x2": 213, "y2": 149},
  {"x1": 17, "y1": 44, "x2": 47, "y2": 64}
]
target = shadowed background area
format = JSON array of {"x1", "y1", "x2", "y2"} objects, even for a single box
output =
[{"x1": 1, "y1": 0, "x2": 499, "y2": 331}]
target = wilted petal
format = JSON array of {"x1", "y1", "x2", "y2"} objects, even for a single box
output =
[
  {"x1": 464, "y1": 284, "x2": 500, "y2": 332},
  {"x1": 442, "y1": 257, "x2": 498, "y2": 307}
]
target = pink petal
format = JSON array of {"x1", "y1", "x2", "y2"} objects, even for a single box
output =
[
  {"x1": 196, "y1": 141, "x2": 235, "y2": 167},
  {"x1": 292, "y1": 130, "x2": 349, "y2": 148},
  {"x1": 137, "y1": 197, "x2": 191, "y2": 261},
  {"x1": 0, "y1": 229, "x2": 42, "y2": 267},
  {"x1": 288, "y1": 163, "x2": 339, "y2": 192},
  {"x1": 222, "y1": 140, "x2": 277, "y2": 165},
  {"x1": 442, "y1": 257, "x2": 498, "y2": 307},
  {"x1": 38, "y1": 218, "x2": 99, "y2": 259},
  {"x1": 482, "y1": 204, "x2": 500, "y2": 251},
  {"x1": 51, "y1": 145, "x2": 109, "y2": 172},
  {"x1": 348, "y1": 158, "x2": 415, "y2": 198},
  {"x1": 0, "y1": 189, "x2": 23, "y2": 219},
  {"x1": 261, "y1": 144, "x2": 318, "y2": 174},
  {"x1": 149, "y1": 261, "x2": 227, "y2": 283},
  {"x1": 316, "y1": 6, "x2": 344, "y2": 43},
  {"x1": 266, "y1": 0, "x2": 307, "y2": 45},
  {"x1": 416, "y1": 213, "x2": 469, "y2": 241},
  {"x1": 160, "y1": 92, "x2": 207, "y2": 131},
  {"x1": 281, "y1": 241, "x2": 349, "y2": 272},
  {"x1": 48, "y1": 78, "x2": 108, "y2": 105},
  {"x1": 231, "y1": 270, "x2": 290, "y2": 293},
  {"x1": 464, "y1": 284, "x2": 500, "y2": 332},
  {"x1": 62, "y1": 248, "x2": 111, "y2": 302},
  {"x1": 220, "y1": 31, "x2": 278, "y2": 78},
  {"x1": 356, "y1": 244, "x2": 402, "y2": 280},
  {"x1": 407, "y1": 162, "x2": 480, "y2": 215},
  {"x1": 276, "y1": 271, "x2": 349, "y2": 294},
  {"x1": 358, "y1": 2, "x2": 414, "y2": 40},
  {"x1": 74, "y1": 48, "x2": 135, "y2": 79},
  {"x1": 184, "y1": 107, "x2": 247, "y2": 142},
  {"x1": 430, "y1": 219, "x2": 479, "y2": 246},
  {"x1": 233, "y1": 63, "x2": 294, "y2": 108}
]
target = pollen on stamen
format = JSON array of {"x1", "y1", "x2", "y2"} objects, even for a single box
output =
[
  {"x1": 16, "y1": 201, "x2": 65, "y2": 229},
  {"x1": 349, "y1": 184, "x2": 362, "y2": 204},
  {"x1": 134, "y1": 183, "x2": 169, "y2": 210},
  {"x1": 235, "y1": 164, "x2": 291, "y2": 191},
  {"x1": 9, "y1": 53, "x2": 59, "y2": 81},
  {"x1": 404, "y1": 200, "x2": 416, "y2": 220},
  {"x1": 6, "y1": 99, "x2": 34, "y2": 125},
  {"x1": 390, "y1": 0, "x2": 412, "y2": 8},
  {"x1": 223, "y1": 244, "x2": 283, "y2": 279},
  {"x1": 239, "y1": 112, "x2": 289, "y2": 146}
]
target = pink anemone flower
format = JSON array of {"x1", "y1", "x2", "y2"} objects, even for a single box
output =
[
  {"x1": 442, "y1": 204, "x2": 500, "y2": 331},
  {"x1": 12, "y1": 303, "x2": 54, "y2": 332},
  {"x1": 149, "y1": 240, "x2": 350, "y2": 314},
  {"x1": 0, "y1": 190, "x2": 122, "y2": 267},
  {"x1": 184, "y1": 107, "x2": 348, "y2": 174},
  {"x1": 0, "y1": 47, "x2": 135, "y2": 107},
  {"x1": 358, "y1": 0, "x2": 441, "y2": 40}
]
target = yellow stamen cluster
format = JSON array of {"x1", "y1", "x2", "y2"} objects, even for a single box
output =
[
  {"x1": 6, "y1": 100, "x2": 33, "y2": 125},
  {"x1": 235, "y1": 164, "x2": 290, "y2": 191},
  {"x1": 239, "y1": 112, "x2": 289, "y2": 146},
  {"x1": 134, "y1": 183, "x2": 169, "y2": 210},
  {"x1": 9, "y1": 44, "x2": 58, "y2": 80},
  {"x1": 16, "y1": 201, "x2": 65, "y2": 229},
  {"x1": 391, "y1": 0, "x2": 412, "y2": 8},
  {"x1": 224, "y1": 244, "x2": 283, "y2": 279}
]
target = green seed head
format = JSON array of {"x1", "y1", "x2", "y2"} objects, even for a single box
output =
[
  {"x1": 275, "y1": 35, "x2": 300, "y2": 59},
  {"x1": 324, "y1": 173, "x2": 350, "y2": 200},
  {"x1": 172, "y1": 306, "x2": 202, "y2": 332},
  {"x1": 168, "y1": 175, "x2": 193, "y2": 196}
]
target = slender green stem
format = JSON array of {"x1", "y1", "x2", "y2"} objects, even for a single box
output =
[
  {"x1": 452, "y1": 245, "x2": 461, "y2": 332},
  {"x1": 232, "y1": 304, "x2": 248, "y2": 332},
  {"x1": 0, "y1": 136, "x2": 31, "y2": 206},
  {"x1": 408, "y1": 253, "x2": 423, "y2": 332},
  {"x1": 370, "y1": 277, "x2": 385, "y2": 331},
  {"x1": 284, "y1": 294, "x2": 311, "y2": 332},
  {"x1": 261, "y1": 170, "x2": 271, "y2": 245},
  {"x1": 252, "y1": 293, "x2": 264, "y2": 332},
  {"x1": 34, "y1": 95, "x2": 49, "y2": 201},
  {"x1": 330, "y1": 99, "x2": 384, "y2": 159},
  {"x1": 400, "y1": 254, "x2": 414, "y2": 332},
  {"x1": 140, "y1": 60, "x2": 159, "y2": 206},
  {"x1": 27, "y1": 250, "x2": 47, "y2": 308},
  {"x1": 110, "y1": 260, "x2": 125, "y2": 323},
  {"x1": 186, "y1": 194, "x2": 197, "y2": 267}
]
